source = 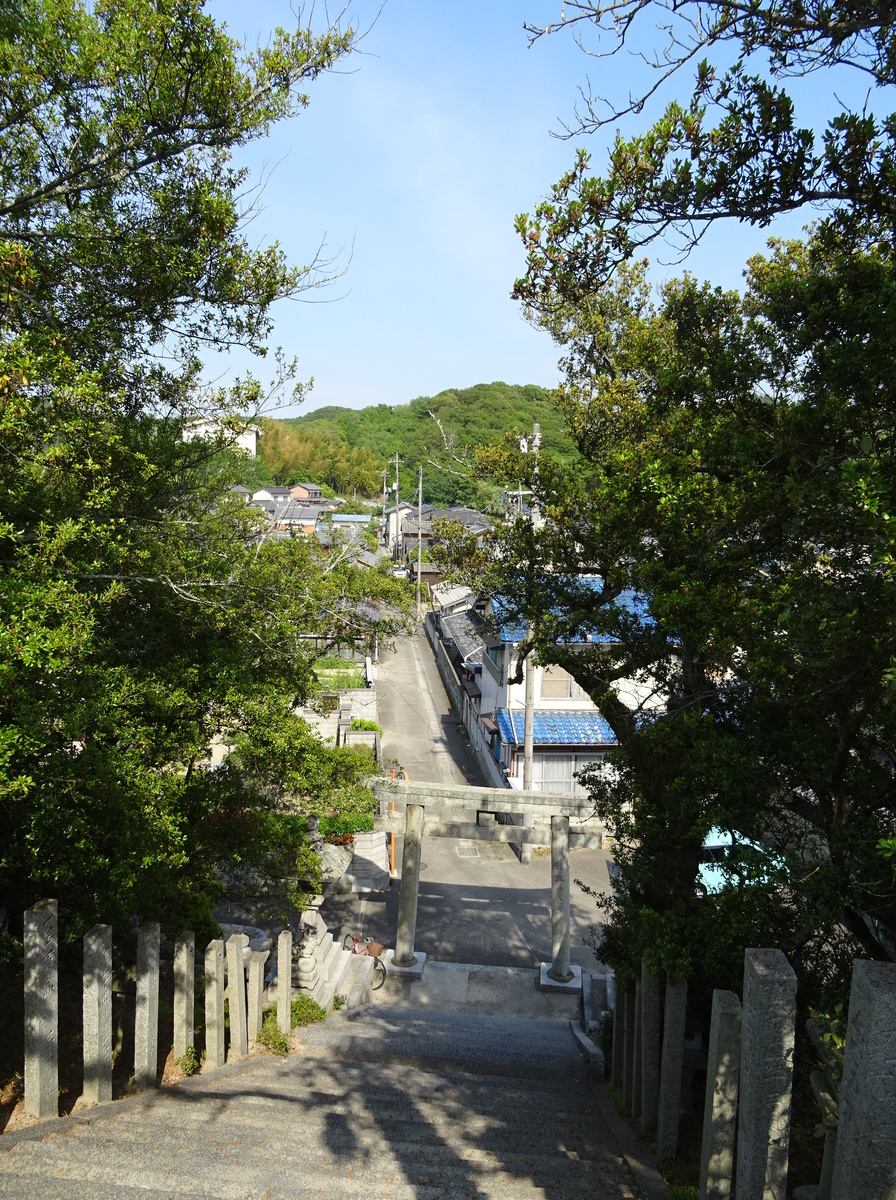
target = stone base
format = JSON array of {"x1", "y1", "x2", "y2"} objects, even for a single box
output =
[
  {"x1": 384, "y1": 949, "x2": 427, "y2": 979},
  {"x1": 538, "y1": 962, "x2": 582, "y2": 993}
]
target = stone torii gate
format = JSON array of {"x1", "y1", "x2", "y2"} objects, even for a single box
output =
[{"x1": 370, "y1": 777, "x2": 605, "y2": 990}]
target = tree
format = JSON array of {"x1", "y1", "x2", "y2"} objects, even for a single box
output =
[
  {"x1": 0, "y1": 0, "x2": 414, "y2": 944},
  {"x1": 472, "y1": 234, "x2": 896, "y2": 998},
  {"x1": 517, "y1": 0, "x2": 896, "y2": 302}
]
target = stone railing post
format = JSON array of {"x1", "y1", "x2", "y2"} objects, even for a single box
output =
[
  {"x1": 83, "y1": 923, "x2": 113, "y2": 1105},
  {"x1": 277, "y1": 930, "x2": 293, "y2": 1036},
  {"x1": 393, "y1": 803, "x2": 424, "y2": 968},
  {"x1": 204, "y1": 939, "x2": 225, "y2": 1068},
  {"x1": 134, "y1": 921, "x2": 160, "y2": 1090},
  {"x1": 631, "y1": 981, "x2": 643, "y2": 1118},
  {"x1": 24, "y1": 898, "x2": 58, "y2": 1119},
  {"x1": 622, "y1": 981, "x2": 637, "y2": 1112},
  {"x1": 247, "y1": 950, "x2": 269, "y2": 1045},
  {"x1": 226, "y1": 934, "x2": 249, "y2": 1060},
  {"x1": 830, "y1": 959, "x2": 896, "y2": 1199},
  {"x1": 699, "y1": 989, "x2": 742, "y2": 1200},
  {"x1": 611, "y1": 985, "x2": 625, "y2": 1087},
  {"x1": 657, "y1": 974, "x2": 688, "y2": 1157},
  {"x1": 173, "y1": 932, "x2": 195, "y2": 1061},
  {"x1": 548, "y1": 815, "x2": 573, "y2": 982},
  {"x1": 640, "y1": 959, "x2": 662, "y2": 1135},
  {"x1": 735, "y1": 948, "x2": 797, "y2": 1200}
]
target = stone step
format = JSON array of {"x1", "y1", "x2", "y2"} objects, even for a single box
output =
[
  {"x1": 4, "y1": 1099, "x2": 610, "y2": 1169},
  {"x1": 78, "y1": 1059, "x2": 601, "y2": 1144},
  {"x1": 0, "y1": 995, "x2": 642, "y2": 1200},
  {"x1": 0, "y1": 1142, "x2": 610, "y2": 1200},
  {"x1": 301, "y1": 1005, "x2": 586, "y2": 1081},
  {"x1": 0, "y1": 1069, "x2": 618, "y2": 1199}
]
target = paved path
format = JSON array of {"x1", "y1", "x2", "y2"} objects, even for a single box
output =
[
  {"x1": 376, "y1": 626, "x2": 484, "y2": 784},
  {"x1": 322, "y1": 626, "x2": 614, "y2": 974}
]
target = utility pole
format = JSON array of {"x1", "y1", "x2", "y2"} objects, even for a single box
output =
[
  {"x1": 416, "y1": 466, "x2": 423, "y2": 621},
  {"x1": 520, "y1": 421, "x2": 541, "y2": 863},
  {"x1": 382, "y1": 466, "x2": 387, "y2": 546}
]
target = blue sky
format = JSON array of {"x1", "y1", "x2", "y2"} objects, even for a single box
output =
[{"x1": 208, "y1": 0, "x2": 862, "y2": 417}]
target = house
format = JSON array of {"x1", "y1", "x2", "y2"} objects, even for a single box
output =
[
  {"x1": 384, "y1": 502, "x2": 416, "y2": 558},
  {"x1": 251, "y1": 486, "x2": 291, "y2": 503},
  {"x1": 429, "y1": 584, "x2": 658, "y2": 793},
  {"x1": 290, "y1": 482, "x2": 324, "y2": 502},
  {"x1": 183, "y1": 417, "x2": 262, "y2": 456}
]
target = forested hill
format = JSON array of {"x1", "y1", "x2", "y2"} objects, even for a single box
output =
[{"x1": 275, "y1": 381, "x2": 574, "y2": 507}]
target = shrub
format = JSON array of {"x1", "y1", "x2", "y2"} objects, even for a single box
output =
[
  {"x1": 350, "y1": 717, "x2": 383, "y2": 734},
  {"x1": 291, "y1": 993, "x2": 327, "y2": 1027},
  {"x1": 176, "y1": 1045, "x2": 202, "y2": 1076}
]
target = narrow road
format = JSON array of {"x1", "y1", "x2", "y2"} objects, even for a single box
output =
[{"x1": 375, "y1": 625, "x2": 485, "y2": 785}]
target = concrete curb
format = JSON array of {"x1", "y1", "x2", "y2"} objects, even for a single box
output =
[
  {"x1": 592, "y1": 1081, "x2": 672, "y2": 1200},
  {"x1": 569, "y1": 1020, "x2": 606, "y2": 1080}
]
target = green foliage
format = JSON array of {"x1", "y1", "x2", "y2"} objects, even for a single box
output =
[
  {"x1": 0, "y1": 0, "x2": 414, "y2": 942},
  {"x1": 257, "y1": 1008, "x2": 291, "y2": 1056},
  {"x1": 350, "y1": 717, "x2": 383, "y2": 734},
  {"x1": 518, "y1": 0, "x2": 896, "y2": 298},
  {"x1": 176, "y1": 1045, "x2": 201, "y2": 1077},
  {"x1": 290, "y1": 993, "x2": 327, "y2": 1027},
  {"x1": 332, "y1": 993, "x2": 346, "y2": 1011},
  {"x1": 809, "y1": 1003, "x2": 847, "y2": 1089},
  {"x1": 472, "y1": 231, "x2": 896, "y2": 1002},
  {"x1": 258, "y1": 419, "x2": 383, "y2": 494}
]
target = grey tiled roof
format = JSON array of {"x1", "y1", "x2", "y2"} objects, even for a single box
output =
[{"x1": 441, "y1": 610, "x2": 484, "y2": 663}]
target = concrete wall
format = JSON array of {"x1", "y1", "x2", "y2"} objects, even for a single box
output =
[{"x1": 423, "y1": 613, "x2": 464, "y2": 716}]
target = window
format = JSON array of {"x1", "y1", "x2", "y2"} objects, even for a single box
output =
[
  {"x1": 540, "y1": 664, "x2": 589, "y2": 700},
  {"x1": 486, "y1": 644, "x2": 504, "y2": 673},
  {"x1": 541, "y1": 665, "x2": 572, "y2": 698}
]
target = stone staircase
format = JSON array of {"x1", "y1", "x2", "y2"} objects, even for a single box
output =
[
  {"x1": 0, "y1": 994, "x2": 646, "y2": 1199},
  {"x1": 346, "y1": 829, "x2": 391, "y2": 892}
]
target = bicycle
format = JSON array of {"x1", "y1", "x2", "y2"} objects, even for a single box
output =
[{"x1": 343, "y1": 933, "x2": 387, "y2": 990}]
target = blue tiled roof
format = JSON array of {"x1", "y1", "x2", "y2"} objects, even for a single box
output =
[
  {"x1": 495, "y1": 708, "x2": 618, "y2": 746},
  {"x1": 493, "y1": 578, "x2": 652, "y2": 644}
]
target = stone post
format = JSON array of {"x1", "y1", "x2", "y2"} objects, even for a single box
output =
[
  {"x1": 611, "y1": 987, "x2": 625, "y2": 1087},
  {"x1": 134, "y1": 921, "x2": 160, "y2": 1090},
  {"x1": 226, "y1": 934, "x2": 249, "y2": 1060},
  {"x1": 83, "y1": 923, "x2": 113, "y2": 1105},
  {"x1": 699, "y1": 990, "x2": 742, "y2": 1200},
  {"x1": 247, "y1": 950, "x2": 269, "y2": 1045},
  {"x1": 173, "y1": 932, "x2": 195, "y2": 1061},
  {"x1": 24, "y1": 898, "x2": 58, "y2": 1119},
  {"x1": 631, "y1": 980, "x2": 643, "y2": 1121},
  {"x1": 657, "y1": 973, "x2": 688, "y2": 1158},
  {"x1": 830, "y1": 959, "x2": 896, "y2": 1200},
  {"x1": 640, "y1": 959, "x2": 662, "y2": 1135},
  {"x1": 735, "y1": 949, "x2": 797, "y2": 1200},
  {"x1": 547, "y1": 815, "x2": 573, "y2": 982},
  {"x1": 622, "y1": 981, "x2": 637, "y2": 1112},
  {"x1": 393, "y1": 802, "x2": 424, "y2": 968},
  {"x1": 277, "y1": 930, "x2": 293, "y2": 1036},
  {"x1": 204, "y1": 939, "x2": 225, "y2": 1068}
]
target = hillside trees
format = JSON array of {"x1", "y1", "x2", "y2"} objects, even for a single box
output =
[
  {"x1": 0, "y1": 0, "x2": 413, "y2": 943},
  {"x1": 287, "y1": 382, "x2": 578, "y2": 506},
  {"x1": 258, "y1": 419, "x2": 383, "y2": 493}
]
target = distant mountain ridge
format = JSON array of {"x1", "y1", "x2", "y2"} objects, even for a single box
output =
[{"x1": 279, "y1": 381, "x2": 573, "y2": 507}]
